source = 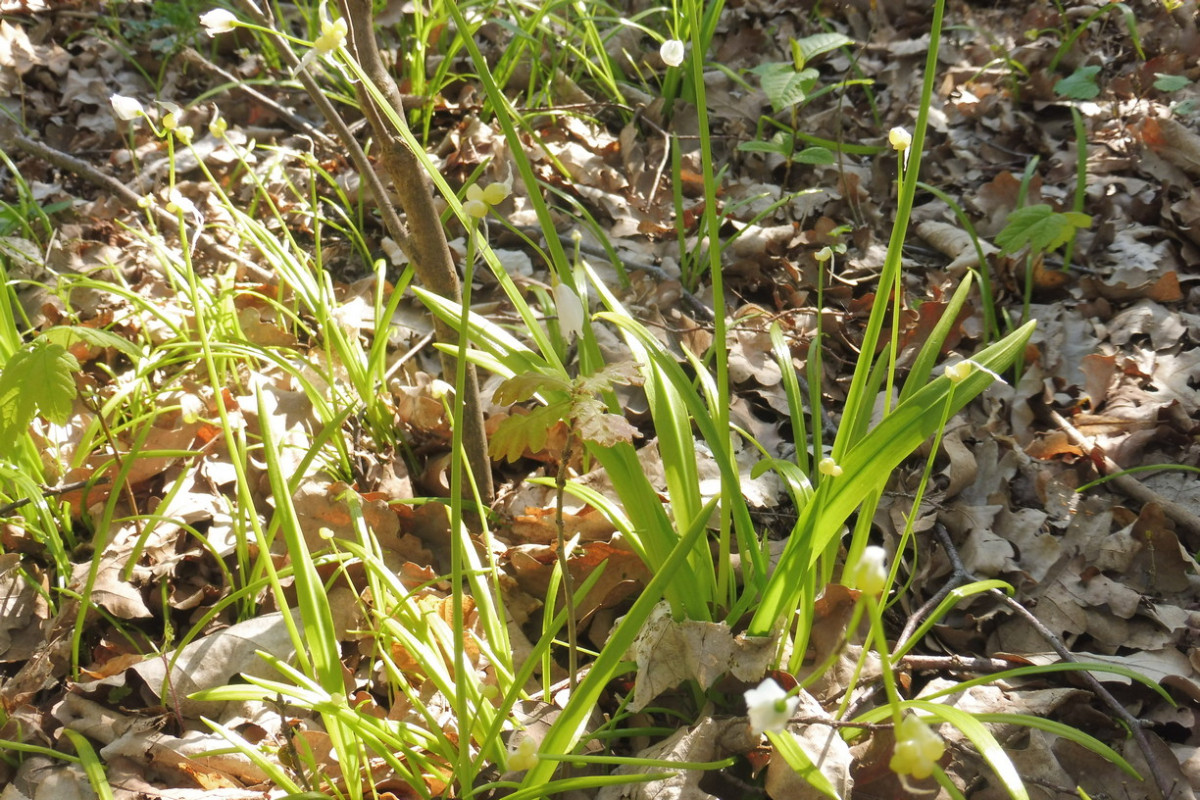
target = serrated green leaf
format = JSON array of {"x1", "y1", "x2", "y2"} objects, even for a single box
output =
[
  {"x1": 41, "y1": 326, "x2": 140, "y2": 360},
  {"x1": 572, "y1": 398, "x2": 640, "y2": 448},
  {"x1": 493, "y1": 372, "x2": 571, "y2": 406},
  {"x1": 0, "y1": 339, "x2": 79, "y2": 448},
  {"x1": 995, "y1": 204, "x2": 1093, "y2": 254},
  {"x1": 1154, "y1": 73, "x2": 1190, "y2": 92},
  {"x1": 489, "y1": 402, "x2": 568, "y2": 462},
  {"x1": 1054, "y1": 65, "x2": 1101, "y2": 100},
  {"x1": 578, "y1": 361, "x2": 643, "y2": 395},
  {"x1": 751, "y1": 63, "x2": 819, "y2": 112},
  {"x1": 794, "y1": 146, "x2": 835, "y2": 165}
]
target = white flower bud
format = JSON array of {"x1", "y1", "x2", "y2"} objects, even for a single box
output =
[{"x1": 660, "y1": 39, "x2": 685, "y2": 67}]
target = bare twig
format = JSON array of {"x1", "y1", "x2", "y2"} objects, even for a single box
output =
[
  {"x1": 1048, "y1": 408, "x2": 1200, "y2": 542},
  {"x1": 179, "y1": 47, "x2": 337, "y2": 148},
  {"x1": 896, "y1": 654, "x2": 1022, "y2": 674},
  {"x1": 555, "y1": 432, "x2": 579, "y2": 690},
  {"x1": 0, "y1": 116, "x2": 272, "y2": 283},
  {"x1": 0, "y1": 477, "x2": 111, "y2": 516},
  {"x1": 930, "y1": 524, "x2": 1177, "y2": 800}
]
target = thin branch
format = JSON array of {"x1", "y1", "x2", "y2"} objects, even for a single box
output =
[
  {"x1": 335, "y1": 0, "x2": 495, "y2": 502},
  {"x1": 1048, "y1": 407, "x2": 1200, "y2": 541},
  {"x1": 0, "y1": 116, "x2": 272, "y2": 283}
]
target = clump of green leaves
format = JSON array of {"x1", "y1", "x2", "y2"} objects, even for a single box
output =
[
  {"x1": 995, "y1": 204, "x2": 1092, "y2": 255},
  {"x1": 738, "y1": 32, "x2": 867, "y2": 168},
  {"x1": 0, "y1": 327, "x2": 138, "y2": 450},
  {"x1": 749, "y1": 32, "x2": 853, "y2": 113},
  {"x1": 1054, "y1": 65, "x2": 1101, "y2": 100},
  {"x1": 489, "y1": 361, "x2": 643, "y2": 462}
]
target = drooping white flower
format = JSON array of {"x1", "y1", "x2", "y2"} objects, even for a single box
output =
[
  {"x1": 199, "y1": 8, "x2": 238, "y2": 36},
  {"x1": 165, "y1": 189, "x2": 196, "y2": 217},
  {"x1": 553, "y1": 282, "x2": 585, "y2": 341},
  {"x1": 890, "y1": 714, "x2": 945, "y2": 781},
  {"x1": 848, "y1": 545, "x2": 888, "y2": 596},
  {"x1": 312, "y1": 1, "x2": 347, "y2": 57},
  {"x1": 464, "y1": 180, "x2": 511, "y2": 220},
  {"x1": 110, "y1": 94, "x2": 144, "y2": 121},
  {"x1": 298, "y1": 2, "x2": 348, "y2": 72},
  {"x1": 945, "y1": 359, "x2": 973, "y2": 384},
  {"x1": 463, "y1": 184, "x2": 490, "y2": 219},
  {"x1": 744, "y1": 678, "x2": 799, "y2": 735},
  {"x1": 888, "y1": 126, "x2": 912, "y2": 151},
  {"x1": 660, "y1": 39, "x2": 685, "y2": 67},
  {"x1": 159, "y1": 100, "x2": 183, "y2": 132}
]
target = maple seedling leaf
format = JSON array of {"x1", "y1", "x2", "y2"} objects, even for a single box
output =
[
  {"x1": 492, "y1": 372, "x2": 572, "y2": 406},
  {"x1": 0, "y1": 337, "x2": 80, "y2": 449},
  {"x1": 489, "y1": 402, "x2": 570, "y2": 462},
  {"x1": 995, "y1": 204, "x2": 1092, "y2": 255}
]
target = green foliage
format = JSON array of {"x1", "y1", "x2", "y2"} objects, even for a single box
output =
[
  {"x1": 1154, "y1": 72, "x2": 1190, "y2": 92},
  {"x1": 1054, "y1": 65, "x2": 1101, "y2": 100},
  {"x1": 790, "y1": 31, "x2": 852, "y2": 70},
  {"x1": 995, "y1": 204, "x2": 1092, "y2": 254},
  {"x1": 737, "y1": 131, "x2": 834, "y2": 164},
  {"x1": 750, "y1": 62, "x2": 820, "y2": 113},
  {"x1": 0, "y1": 336, "x2": 79, "y2": 449},
  {"x1": 749, "y1": 32, "x2": 854, "y2": 112},
  {"x1": 489, "y1": 362, "x2": 643, "y2": 462}
]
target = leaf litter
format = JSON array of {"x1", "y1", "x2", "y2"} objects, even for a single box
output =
[{"x1": 1, "y1": 1, "x2": 1200, "y2": 798}]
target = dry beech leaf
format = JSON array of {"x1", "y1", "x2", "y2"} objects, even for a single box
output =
[
  {"x1": 916, "y1": 219, "x2": 998, "y2": 273},
  {"x1": 627, "y1": 601, "x2": 775, "y2": 713}
]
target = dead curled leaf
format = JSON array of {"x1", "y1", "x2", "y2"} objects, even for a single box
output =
[{"x1": 627, "y1": 601, "x2": 775, "y2": 713}]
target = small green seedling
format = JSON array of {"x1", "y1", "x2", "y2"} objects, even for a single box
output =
[
  {"x1": 1054, "y1": 65, "x2": 1101, "y2": 100},
  {"x1": 995, "y1": 204, "x2": 1092, "y2": 256}
]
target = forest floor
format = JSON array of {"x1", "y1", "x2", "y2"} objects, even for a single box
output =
[{"x1": 2, "y1": 0, "x2": 1200, "y2": 798}]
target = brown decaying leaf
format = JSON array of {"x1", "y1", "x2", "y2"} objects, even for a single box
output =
[{"x1": 627, "y1": 601, "x2": 775, "y2": 713}]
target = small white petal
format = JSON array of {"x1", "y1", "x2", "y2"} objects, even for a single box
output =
[
  {"x1": 744, "y1": 678, "x2": 798, "y2": 735},
  {"x1": 463, "y1": 198, "x2": 489, "y2": 219},
  {"x1": 199, "y1": 9, "x2": 238, "y2": 35},
  {"x1": 660, "y1": 39, "x2": 685, "y2": 67},
  {"x1": 888, "y1": 126, "x2": 912, "y2": 151},
  {"x1": 945, "y1": 360, "x2": 973, "y2": 384},
  {"x1": 849, "y1": 545, "x2": 888, "y2": 595},
  {"x1": 110, "y1": 94, "x2": 144, "y2": 121},
  {"x1": 553, "y1": 282, "x2": 585, "y2": 341}
]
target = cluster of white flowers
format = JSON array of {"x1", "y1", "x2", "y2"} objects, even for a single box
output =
[{"x1": 818, "y1": 456, "x2": 842, "y2": 477}]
